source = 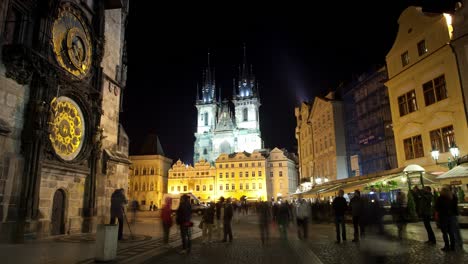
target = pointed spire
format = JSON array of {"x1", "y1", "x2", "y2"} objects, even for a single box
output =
[{"x1": 242, "y1": 43, "x2": 247, "y2": 80}]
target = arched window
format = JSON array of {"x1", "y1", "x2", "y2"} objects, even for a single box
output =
[
  {"x1": 243, "y1": 108, "x2": 248, "y2": 121},
  {"x1": 204, "y1": 112, "x2": 208, "y2": 126},
  {"x1": 203, "y1": 148, "x2": 208, "y2": 155},
  {"x1": 150, "y1": 168, "x2": 155, "y2": 175}
]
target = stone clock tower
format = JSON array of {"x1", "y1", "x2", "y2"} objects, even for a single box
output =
[{"x1": 0, "y1": 0, "x2": 130, "y2": 241}]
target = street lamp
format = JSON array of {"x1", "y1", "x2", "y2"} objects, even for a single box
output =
[{"x1": 450, "y1": 143, "x2": 460, "y2": 159}]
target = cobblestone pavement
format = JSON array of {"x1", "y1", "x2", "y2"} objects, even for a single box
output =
[{"x1": 144, "y1": 214, "x2": 468, "y2": 264}]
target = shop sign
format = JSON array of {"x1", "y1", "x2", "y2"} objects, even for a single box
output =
[{"x1": 450, "y1": 180, "x2": 462, "y2": 185}]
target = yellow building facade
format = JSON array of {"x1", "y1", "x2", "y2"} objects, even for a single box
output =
[
  {"x1": 295, "y1": 102, "x2": 314, "y2": 181},
  {"x1": 215, "y1": 151, "x2": 269, "y2": 201},
  {"x1": 167, "y1": 159, "x2": 216, "y2": 202},
  {"x1": 385, "y1": 7, "x2": 468, "y2": 171},
  {"x1": 310, "y1": 92, "x2": 348, "y2": 181},
  {"x1": 129, "y1": 155, "x2": 173, "y2": 209}
]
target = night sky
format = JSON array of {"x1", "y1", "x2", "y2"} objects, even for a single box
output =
[{"x1": 120, "y1": 0, "x2": 457, "y2": 164}]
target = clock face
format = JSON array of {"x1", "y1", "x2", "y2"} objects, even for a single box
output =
[
  {"x1": 52, "y1": 7, "x2": 92, "y2": 78},
  {"x1": 48, "y1": 96, "x2": 86, "y2": 161}
]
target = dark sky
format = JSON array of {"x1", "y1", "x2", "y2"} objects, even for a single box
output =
[{"x1": 120, "y1": 0, "x2": 457, "y2": 164}]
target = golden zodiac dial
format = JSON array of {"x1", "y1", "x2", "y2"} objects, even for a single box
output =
[
  {"x1": 48, "y1": 96, "x2": 85, "y2": 161},
  {"x1": 52, "y1": 7, "x2": 92, "y2": 78}
]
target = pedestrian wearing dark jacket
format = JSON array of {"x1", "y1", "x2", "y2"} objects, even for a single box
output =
[
  {"x1": 110, "y1": 188, "x2": 127, "y2": 240},
  {"x1": 161, "y1": 197, "x2": 173, "y2": 245},
  {"x1": 277, "y1": 200, "x2": 291, "y2": 240},
  {"x1": 258, "y1": 201, "x2": 271, "y2": 245},
  {"x1": 332, "y1": 189, "x2": 348, "y2": 243},
  {"x1": 435, "y1": 186, "x2": 457, "y2": 252},
  {"x1": 349, "y1": 190, "x2": 365, "y2": 242},
  {"x1": 222, "y1": 198, "x2": 234, "y2": 242},
  {"x1": 202, "y1": 202, "x2": 215, "y2": 243},
  {"x1": 176, "y1": 195, "x2": 192, "y2": 254},
  {"x1": 420, "y1": 186, "x2": 436, "y2": 244}
]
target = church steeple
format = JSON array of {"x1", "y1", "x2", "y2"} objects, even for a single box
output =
[
  {"x1": 201, "y1": 52, "x2": 216, "y2": 104},
  {"x1": 236, "y1": 44, "x2": 257, "y2": 99}
]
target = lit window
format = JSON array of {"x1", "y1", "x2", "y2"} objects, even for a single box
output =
[
  {"x1": 258, "y1": 171, "x2": 262, "y2": 177},
  {"x1": 231, "y1": 184, "x2": 235, "y2": 190},
  {"x1": 279, "y1": 171, "x2": 283, "y2": 177},
  {"x1": 196, "y1": 185, "x2": 200, "y2": 191},
  {"x1": 417, "y1": 40, "x2": 427, "y2": 56},
  {"x1": 259, "y1": 183, "x2": 262, "y2": 189},
  {"x1": 252, "y1": 171, "x2": 256, "y2": 177},
  {"x1": 231, "y1": 172, "x2": 234, "y2": 178},
  {"x1": 245, "y1": 171, "x2": 249, "y2": 177}
]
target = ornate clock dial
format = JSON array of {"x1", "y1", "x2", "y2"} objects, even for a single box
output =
[
  {"x1": 49, "y1": 96, "x2": 86, "y2": 161},
  {"x1": 52, "y1": 7, "x2": 92, "y2": 78}
]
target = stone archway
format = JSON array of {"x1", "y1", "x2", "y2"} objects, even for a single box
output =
[{"x1": 51, "y1": 189, "x2": 66, "y2": 235}]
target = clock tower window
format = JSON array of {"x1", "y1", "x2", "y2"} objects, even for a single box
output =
[
  {"x1": 243, "y1": 108, "x2": 248, "y2": 122},
  {"x1": 204, "y1": 112, "x2": 208, "y2": 126}
]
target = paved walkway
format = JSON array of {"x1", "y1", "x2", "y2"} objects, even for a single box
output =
[
  {"x1": 0, "y1": 213, "x2": 201, "y2": 264},
  {"x1": 1, "y1": 212, "x2": 468, "y2": 264}
]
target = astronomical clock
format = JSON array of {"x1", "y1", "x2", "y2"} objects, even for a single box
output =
[
  {"x1": 51, "y1": 6, "x2": 92, "y2": 79},
  {"x1": 48, "y1": 96, "x2": 86, "y2": 161}
]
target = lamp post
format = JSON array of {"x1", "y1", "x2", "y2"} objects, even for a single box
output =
[{"x1": 449, "y1": 143, "x2": 460, "y2": 169}]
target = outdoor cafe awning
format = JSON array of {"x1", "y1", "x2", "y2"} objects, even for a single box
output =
[{"x1": 436, "y1": 163, "x2": 468, "y2": 179}]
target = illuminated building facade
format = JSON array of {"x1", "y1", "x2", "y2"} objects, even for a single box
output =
[
  {"x1": 266, "y1": 148, "x2": 298, "y2": 200},
  {"x1": 168, "y1": 149, "x2": 299, "y2": 202},
  {"x1": 385, "y1": 7, "x2": 468, "y2": 170},
  {"x1": 310, "y1": 92, "x2": 348, "y2": 181},
  {"x1": 295, "y1": 102, "x2": 314, "y2": 182},
  {"x1": 215, "y1": 151, "x2": 269, "y2": 201},
  {"x1": 167, "y1": 159, "x2": 216, "y2": 202},
  {"x1": 129, "y1": 135, "x2": 172, "y2": 209},
  {"x1": 193, "y1": 48, "x2": 263, "y2": 164},
  {"x1": 0, "y1": 0, "x2": 130, "y2": 240}
]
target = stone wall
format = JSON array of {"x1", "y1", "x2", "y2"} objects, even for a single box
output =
[
  {"x1": 37, "y1": 165, "x2": 87, "y2": 237},
  {"x1": 0, "y1": 46, "x2": 28, "y2": 240}
]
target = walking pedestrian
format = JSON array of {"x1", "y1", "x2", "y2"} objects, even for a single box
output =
[
  {"x1": 277, "y1": 200, "x2": 291, "y2": 240},
  {"x1": 332, "y1": 189, "x2": 348, "y2": 243},
  {"x1": 176, "y1": 194, "x2": 192, "y2": 254},
  {"x1": 349, "y1": 190, "x2": 365, "y2": 242},
  {"x1": 161, "y1": 197, "x2": 173, "y2": 246},
  {"x1": 202, "y1": 202, "x2": 215, "y2": 243},
  {"x1": 435, "y1": 186, "x2": 456, "y2": 252},
  {"x1": 420, "y1": 186, "x2": 436, "y2": 244},
  {"x1": 391, "y1": 191, "x2": 408, "y2": 240},
  {"x1": 215, "y1": 196, "x2": 225, "y2": 240},
  {"x1": 296, "y1": 198, "x2": 310, "y2": 240},
  {"x1": 258, "y1": 200, "x2": 271, "y2": 245},
  {"x1": 222, "y1": 197, "x2": 234, "y2": 242},
  {"x1": 110, "y1": 188, "x2": 128, "y2": 240}
]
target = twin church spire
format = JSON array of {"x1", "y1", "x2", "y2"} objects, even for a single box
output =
[{"x1": 196, "y1": 46, "x2": 258, "y2": 104}]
